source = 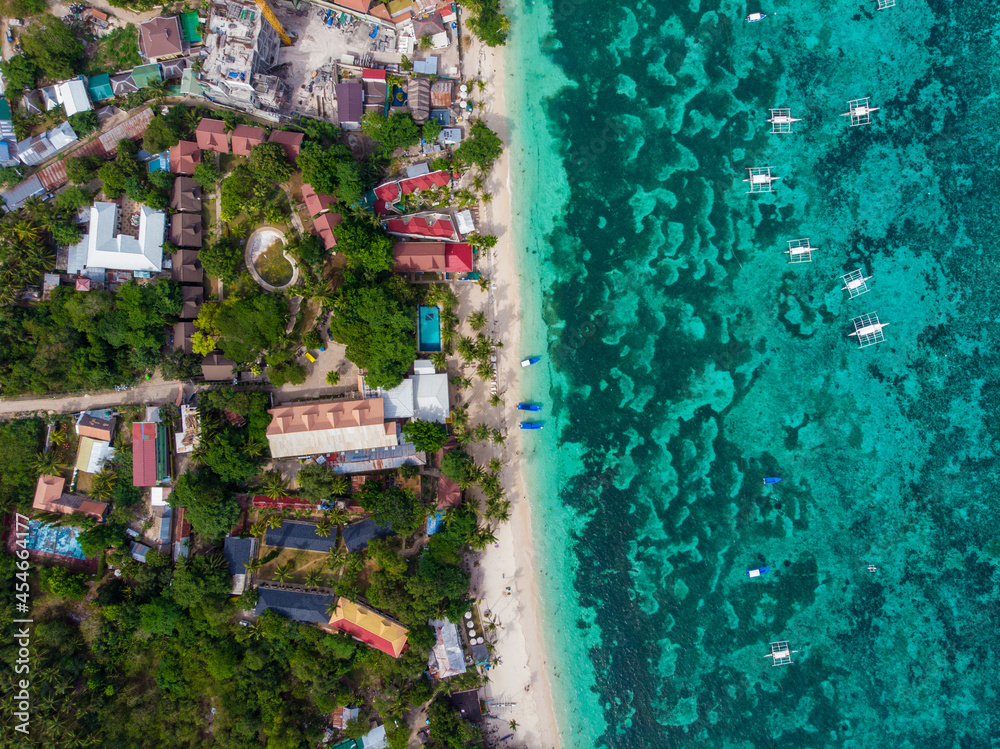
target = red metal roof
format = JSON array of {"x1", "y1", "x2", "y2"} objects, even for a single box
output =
[
  {"x1": 132, "y1": 422, "x2": 158, "y2": 487},
  {"x1": 444, "y1": 243, "x2": 473, "y2": 272},
  {"x1": 302, "y1": 183, "x2": 336, "y2": 217},
  {"x1": 384, "y1": 215, "x2": 456, "y2": 240},
  {"x1": 362, "y1": 68, "x2": 387, "y2": 81},
  {"x1": 195, "y1": 118, "x2": 229, "y2": 153},
  {"x1": 373, "y1": 170, "x2": 450, "y2": 203},
  {"x1": 313, "y1": 213, "x2": 342, "y2": 249},
  {"x1": 329, "y1": 616, "x2": 400, "y2": 658},
  {"x1": 267, "y1": 130, "x2": 304, "y2": 162}
]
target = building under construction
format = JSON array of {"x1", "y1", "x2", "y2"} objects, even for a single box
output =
[{"x1": 200, "y1": 0, "x2": 288, "y2": 117}]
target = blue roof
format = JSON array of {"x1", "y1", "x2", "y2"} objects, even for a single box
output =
[{"x1": 342, "y1": 518, "x2": 394, "y2": 553}]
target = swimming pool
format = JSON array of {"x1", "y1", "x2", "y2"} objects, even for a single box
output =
[
  {"x1": 25, "y1": 520, "x2": 86, "y2": 560},
  {"x1": 417, "y1": 305, "x2": 441, "y2": 352}
]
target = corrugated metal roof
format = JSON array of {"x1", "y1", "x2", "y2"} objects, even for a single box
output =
[{"x1": 132, "y1": 422, "x2": 159, "y2": 486}]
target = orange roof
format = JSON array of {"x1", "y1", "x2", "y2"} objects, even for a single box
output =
[
  {"x1": 32, "y1": 474, "x2": 108, "y2": 520},
  {"x1": 33, "y1": 474, "x2": 64, "y2": 509},
  {"x1": 327, "y1": 597, "x2": 408, "y2": 657},
  {"x1": 267, "y1": 398, "x2": 386, "y2": 437},
  {"x1": 267, "y1": 129, "x2": 304, "y2": 162},
  {"x1": 313, "y1": 212, "x2": 342, "y2": 250},
  {"x1": 301, "y1": 183, "x2": 335, "y2": 217},
  {"x1": 169, "y1": 140, "x2": 201, "y2": 174},
  {"x1": 195, "y1": 118, "x2": 229, "y2": 153},
  {"x1": 336, "y1": 0, "x2": 372, "y2": 12},
  {"x1": 369, "y1": 3, "x2": 391, "y2": 20},
  {"x1": 393, "y1": 242, "x2": 445, "y2": 272},
  {"x1": 231, "y1": 124, "x2": 265, "y2": 156}
]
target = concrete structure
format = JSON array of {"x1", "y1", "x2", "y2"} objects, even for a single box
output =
[
  {"x1": 66, "y1": 203, "x2": 165, "y2": 275},
  {"x1": 265, "y1": 398, "x2": 397, "y2": 459},
  {"x1": 361, "y1": 360, "x2": 449, "y2": 423},
  {"x1": 139, "y1": 16, "x2": 185, "y2": 61},
  {"x1": 174, "y1": 404, "x2": 200, "y2": 454},
  {"x1": 201, "y1": 0, "x2": 285, "y2": 115}
]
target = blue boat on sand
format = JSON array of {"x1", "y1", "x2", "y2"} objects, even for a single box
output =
[
  {"x1": 763, "y1": 477, "x2": 782, "y2": 485},
  {"x1": 519, "y1": 422, "x2": 543, "y2": 430},
  {"x1": 745, "y1": 567, "x2": 771, "y2": 578},
  {"x1": 517, "y1": 403, "x2": 541, "y2": 411}
]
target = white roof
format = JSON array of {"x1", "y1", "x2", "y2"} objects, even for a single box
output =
[
  {"x1": 454, "y1": 209, "x2": 474, "y2": 236},
  {"x1": 405, "y1": 162, "x2": 430, "y2": 178},
  {"x1": 380, "y1": 378, "x2": 415, "y2": 419},
  {"x1": 41, "y1": 86, "x2": 60, "y2": 111},
  {"x1": 56, "y1": 79, "x2": 92, "y2": 116},
  {"x1": 412, "y1": 371, "x2": 449, "y2": 423},
  {"x1": 428, "y1": 618, "x2": 467, "y2": 678},
  {"x1": 71, "y1": 202, "x2": 164, "y2": 272},
  {"x1": 430, "y1": 31, "x2": 449, "y2": 49},
  {"x1": 266, "y1": 424, "x2": 397, "y2": 459},
  {"x1": 361, "y1": 725, "x2": 387, "y2": 749},
  {"x1": 438, "y1": 128, "x2": 462, "y2": 145},
  {"x1": 413, "y1": 359, "x2": 435, "y2": 375},
  {"x1": 47, "y1": 121, "x2": 78, "y2": 150},
  {"x1": 150, "y1": 487, "x2": 170, "y2": 506}
]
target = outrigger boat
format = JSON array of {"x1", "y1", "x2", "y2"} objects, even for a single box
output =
[
  {"x1": 745, "y1": 12, "x2": 766, "y2": 22},
  {"x1": 763, "y1": 477, "x2": 782, "y2": 485},
  {"x1": 521, "y1": 357, "x2": 541, "y2": 367},
  {"x1": 745, "y1": 567, "x2": 771, "y2": 578},
  {"x1": 519, "y1": 422, "x2": 543, "y2": 430},
  {"x1": 517, "y1": 403, "x2": 541, "y2": 411}
]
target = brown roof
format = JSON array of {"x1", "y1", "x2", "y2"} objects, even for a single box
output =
[
  {"x1": 313, "y1": 212, "x2": 342, "y2": 250},
  {"x1": 170, "y1": 212, "x2": 202, "y2": 248},
  {"x1": 437, "y1": 474, "x2": 462, "y2": 508},
  {"x1": 179, "y1": 285, "x2": 203, "y2": 319},
  {"x1": 174, "y1": 321, "x2": 195, "y2": 353},
  {"x1": 139, "y1": 16, "x2": 184, "y2": 60},
  {"x1": 301, "y1": 183, "x2": 335, "y2": 217},
  {"x1": 267, "y1": 399, "x2": 386, "y2": 437},
  {"x1": 170, "y1": 176, "x2": 201, "y2": 212},
  {"x1": 32, "y1": 474, "x2": 108, "y2": 520},
  {"x1": 267, "y1": 129, "x2": 304, "y2": 162},
  {"x1": 195, "y1": 118, "x2": 229, "y2": 153},
  {"x1": 202, "y1": 353, "x2": 236, "y2": 381},
  {"x1": 171, "y1": 249, "x2": 203, "y2": 284},
  {"x1": 77, "y1": 413, "x2": 116, "y2": 441},
  {"x1": 98, "y1": 107, "x2": 154, "y2": 152},
  {"x1": 393, "y1": 242, "x2": 446, "y2": 272},
  {"x1": 430, "y1": 80, "x2": 452, "y2": 108},
  {"x1": 169, "y1": 140, "x2": 201, "y2": 174},
  {"x1": 231, "y1": 124, "x2": 266, "y2": 156}
]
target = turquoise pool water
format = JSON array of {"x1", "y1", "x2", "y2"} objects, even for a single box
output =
[
  {"x1": 506, "y1": 0, "x2": 1000, "y2": 746},
  {"x1": 417, "y1": 305, "x2": 441, "y2": 352},
  {"x1": 25, "y1": 519, "x2": 86, "y2": 560}
]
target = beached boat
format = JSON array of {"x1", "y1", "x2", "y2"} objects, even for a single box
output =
[
  {"x1": 521, "y1": 357, "x2": 541, "y2": 367},
  {"x1": 517, "y1": 403, "x2": 541, "y2": 411},
  {"x1": 763, "y1": 477, "x2": 782, "y2": 485},
  {"x1": 745, "y1": 12, "x2": 766, "y2": 22},
  {"x1": 745, "y1": 567, "x2": 771, "y2": 578},
  {"x1": 519, "y1": 422, "x2": 543, "y2": 430}
]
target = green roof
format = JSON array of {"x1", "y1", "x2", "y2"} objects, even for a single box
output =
[
  {"x1": 0, "y1": 97, "x2": 10, "y2": 120},
  {"x1": 180, "y1": 11, "x2": 202, "y2": 43},
  {"x1": 179, "y1": 68, "x2": 206, "y2": 96},
  {"x1": 131, "y1": 64, "x2": 162, "y2": 89},
  {"x1": 87, "y1": 73, "x2": 114, "y2": 102}
]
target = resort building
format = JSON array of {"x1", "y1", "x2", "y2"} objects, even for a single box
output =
[
  {"x1": 170, "y1": 176, "x2": 202, "y2": 212},
  {"x1": 171, "y1": 250, "x2": 204, "y2": 283},
  {"x1": 32, "y1": 474, "x2": 108, "y2": 520},
  {"x1": 301, "y1": 183, "x2": 336, "y2": 217},
  {"x1": 265, "y1": 398, "x2": 398, "y2": 459},
  {"x1": 267, "y1": 129, "x2": 304, "y2": 162},
  {"x1": 256, "y1": 586, "x2": 335, "y2": 624},
  {"x1": 66, "y1": 203, "x2": 166, "y2": 275},
  {"x1": 360, "y1": 359, "x2": 450, "y2": 423},
  {"x1": 55, "y1": 78, "x2": 92, "y2": 117},
  {"x1": 335, "y1": 82, "x2": 364, "y2": 129},
  {"x1": 201, "y1": 353, "x2": 236, "y2": 380},
  {"x1": 428, "y1": 618, "x2": 466, "y2": 679},
  {"x1": 169, "y1": 140, "x2": 201, "y2": 174},
  {"x1": 76, "y1": 410, "x2": 116, "y2": 441},
  {"x1": 139, "y1": 16, "x2": 186, "y2": 61},
  {"x1": 132, "y1": 421, "x2": 170, "y2": 487},
  {"x1": 383, "y1": 212, "x2": 459, "y2": 242},
  {"x1": 231, "y1": 124, "x2": 266, "y2": 156},
  {"x1": 195, "y1": 118, "x2": 229, "y2": 153},
  {"x1": 325, "y1": 597, "x2": 409, "y2": 658},
  {"x1": 264, "y1": 520, "x2": 335, "y2": 553},
  {"x1": 200, "y1": 0, "x2": 285, "y2": 115},
  {"x1": 223, "y1": 535, "x2": 256, "y2": 595},
  {"x1": 313, "y1": 213, "x2": 342, "y2": 250},
  {"x1": 342, "y1": 518, "x2": 395, "y2": 553},
  {"x1": 170, "y1": 213, "x2": 203, "y2": 248},
  {"x1": 179, "y1": 286, "x2": 203, "y2": 319},
  {"x1": 373, "y1": 170, "x2": 451, "y2": 208},
  {"x1": 393, "y1": 242, "x2": 473, "y2": 274},
  {"x1": 173, "y1": 321, "x2": 195, "y2": 354}
]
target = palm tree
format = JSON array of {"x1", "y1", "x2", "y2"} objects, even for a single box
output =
[
  {"x1": 250, "y1": 520, "x2": 268, "y2": 537},
  {"x1": 48, "y1": 428, "x2": 66, "y2": 447},
  {"x1": 456, "y1": 336, "x2": 477, "y2": 364},
  {"x1": 471, "y1": 173, "x2": 486, "y2": 192},
  {"x1": 325, "y1": 599, "x2": 341, "y2": 618},
  {"x1": 266, "y1": 513, "x2": 284, "y2": 530},
  {"x1": 476, "y1": 361, "x2": 495, "y2": 381},
  {"x1": 259, "y1": 470, "x2": 289, "y2": 500},
  {"x1": 430, "y1": 352, "x2": 447, "y2": 372},
  {"x1": 491, "y1": 429, "x2": 506, "y2": 446},
  {"x1": 473, "y1": 423, "x2": 492, "y2": 443},
  {"x1": 244, "y1": 438, "x2": 266, "y2": 458},
  {"x1": 144, "y1": 79, "x2": 172, "y2": 101},
  {"x1": 274, "y1": 562, "x2": 294, "y2": 585},
  {"x1": 488, "y1": 458, "x2": 503, "y2": 474},
  {"x1": 329, "y1": 476, "x2": 350, "y2": 496},
  {"x1": 326, "y1": 506, "x2": 350, "y2": 527},
  {"x1": 33, "y1": 451, "x2": 67, "y2": 476},
  {"x1": 315, "y1": 518, "x2": 333, "y2": 538},
  {"x1": 489, "y1": 392, "x2": 504, "y2": 408},
  {"x1": 326, "y1": 546, "x2": 347, "y2": 574},
  {"x1": 451, "y1": 404, "x2": 469, "y2": 430},
  {"x1": 243, "y1": 558, "x2": 262, "y2": 575},
  {"x1": 468, "y1": 311, "x2": 487, "y2": 332},
  {"x1": 90, "y1": 469, "x2": 117, "y2": 501},
  {"x1": 304, "y1": 569, "x2": 324, "y2": 589},
  {"x1": 509, "y1": 720, "x2": 518, "y2": 731}
]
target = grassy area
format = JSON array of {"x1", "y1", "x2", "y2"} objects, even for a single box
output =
[
  {"x1": 201, "y1": 197, "x2": 216, "y2": 241},
  {"x1": 254, "y1": 239, "x2": 293, "y2": 286},
  {"x1": 87, "y1": 25, "x2": 142, "y2": 75},
  {"x1": 257, "y1": 546, "x2": 331, "y2": 586}
]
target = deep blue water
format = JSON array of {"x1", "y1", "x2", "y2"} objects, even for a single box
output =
[{"x1": 508, "y1": 0, "x2": 1000, "y2": 746}]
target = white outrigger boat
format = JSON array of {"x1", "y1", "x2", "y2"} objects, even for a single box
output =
[{"x1": 745, "y1": 12, "x2": 767, "y2": 22}]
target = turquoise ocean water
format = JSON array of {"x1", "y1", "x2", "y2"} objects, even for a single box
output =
[{"x1": 505, "y1": 0, "x2": 1000, "y2": 746}]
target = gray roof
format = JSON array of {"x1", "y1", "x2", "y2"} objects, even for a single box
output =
[
  {"x1": 255, "y1": 586, "x2": 334, "y2": 624},
  {"x1": 264, "y1": 520, "x2": 333, "y2": 553},
  {"x1": 223, "y1": 536, "x2": 255, "y2": 576},
  {"x1": 1, "y1": 174, "x2": 45, "y2": 210},
  {"x1": 342, "y1": 518, "x2": 394, "y2": 553},
  {"x1": 336, "y1": 82, "x2": 363, "y2": 125}
]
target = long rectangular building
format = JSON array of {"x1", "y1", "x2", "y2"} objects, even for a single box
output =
[{"x1": 265, "y1": 398, "x2": 397, "y2": 459}]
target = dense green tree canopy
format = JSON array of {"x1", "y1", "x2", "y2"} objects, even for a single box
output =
[
  {"x1": 170, "y1": 469, "x2": 241, "y2": 539},
  {"x1": 355, "y1": 481, "x2": 425, "y2": 536},
  {"x1": 333, "y1": 211, "x2": 395, "y2": 275},
  {"x1": 296, "y1": 463, "x2": 341, "y2": 502},
  {"x1": 20, "y1": 16, "x2": 85, "y2": 80},
  {"x1": 400, "y1": 420, "x2": 448, "y2": 452},
  {"x1": 440, "y1": 450, "x2": 477, "y2": 486},
  {"x1": 361, "y1": 111, "x2": 421, "y2": 157},
  {"x1": 199, "y1": 235, "x2": 243, "y2": 281},
  {"x1": 297, "y1": 141, "x2": 363, "y2": 204},
  {"x1": 143, "y1": 114, "x2": 183, "y2": 153},
  {"x1": 328, "y1": 277, "x2": 417, "y2": 389},
  {"x1": 0, "y1": 417, "x2": 44, "y2": 512},
  {"x1": 455, "y1": 119, "x2": 504, "y2": 172},
  {"x1": 247, "y1": 142, "x2": 292, "y2": 184},
  {"x1": 212, "y1": 292, "x2": 290, "y2": 366},
  {"x1": 0, "y1": 54, "x2": 38, "y2": 97}
]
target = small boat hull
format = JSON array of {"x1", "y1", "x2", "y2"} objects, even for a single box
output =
[
  {"x1": 517, "y1": 403, "x2": 541, "y2": 411},
  {"x1": 746, "y1": 12, "x2": 766, "y2": 22},
  {"x1": 519, "y1": 422, "x2": 543, "y2": 430},
  {"x1": 763, "y1": 477, "x2": 782, "y2": 485},
  {"x1": 521, "y1": 357, "x2": 541, "y2": 367},
  {"x1": 746, "y1": 567, "x2": 771, "y2": 578}
]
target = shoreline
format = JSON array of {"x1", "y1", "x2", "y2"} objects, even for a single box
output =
[{"x1": 461, "y1": 32, "x2": 563, "y2": 749}]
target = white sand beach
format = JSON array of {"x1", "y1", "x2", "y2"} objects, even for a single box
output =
[{"x1": 459, "y1": 35, "x2": 563, "y2": 749}]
